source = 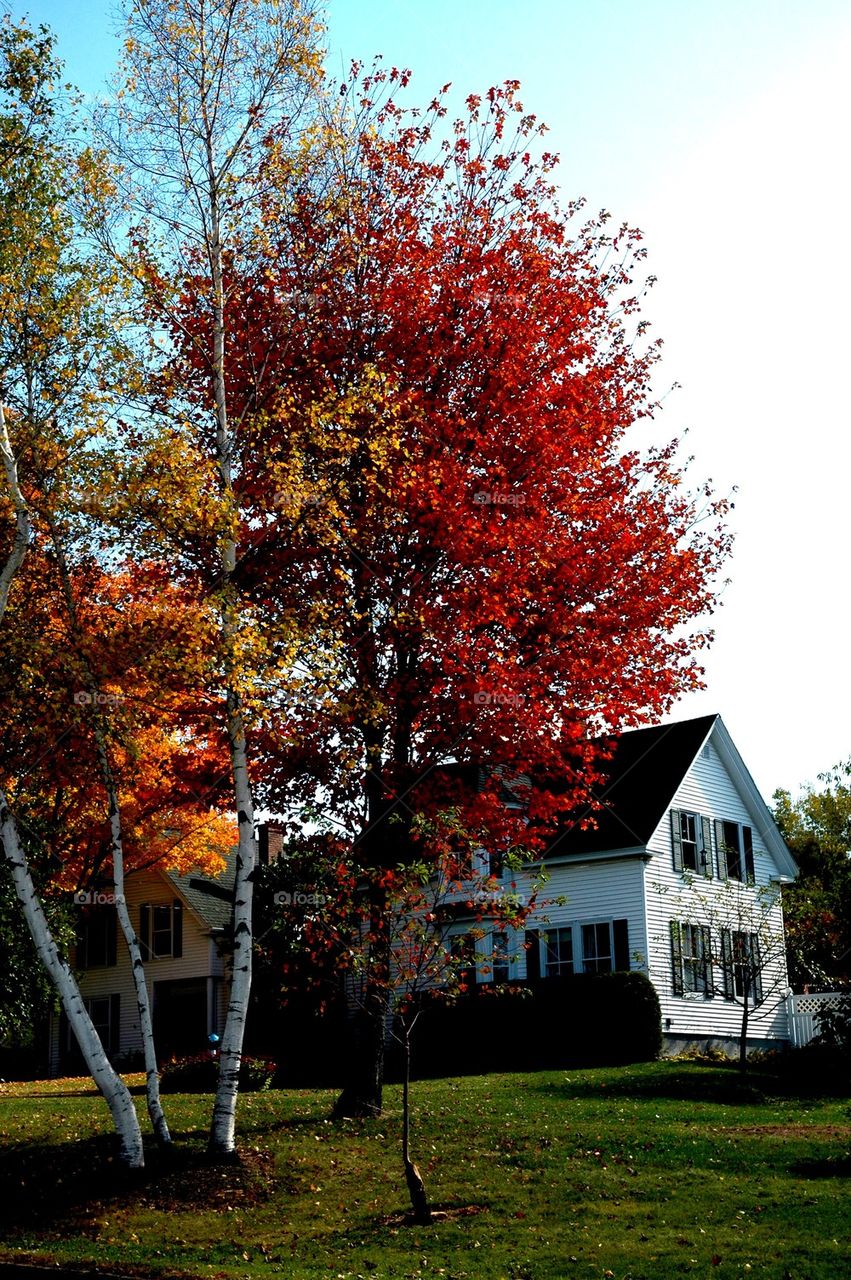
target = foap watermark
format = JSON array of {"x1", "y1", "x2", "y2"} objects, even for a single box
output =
[
  {"x1": 473, "y1": 491, "x2": 526, "y2": 507},
  {"x1": 473, "y1": 690, "x2": 526, "y2": 708},
  {"x1": 274, "y1": 890, "x2": 330, "y2": 907},
  {"x1": 73, "y1": 691, "x2": 123, "y2": 707},
  {"x1": 73, "y1": 890, "x2": 125, "y2": 905}
]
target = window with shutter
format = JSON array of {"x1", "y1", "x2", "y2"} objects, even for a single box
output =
[
  {"x1": 715, "y1": 820, "x2": 754, "y2": 882},
  {"x1": 672, "y1": 921, "x2": 713, "y2": 996}
]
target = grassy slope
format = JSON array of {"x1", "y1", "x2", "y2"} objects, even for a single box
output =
[{"x1": 0, "y1": 1061, "x2": 849, "y2": 1280}]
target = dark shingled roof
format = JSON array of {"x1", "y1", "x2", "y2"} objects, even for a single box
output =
[
  {"x1": 545, "y1": 714, "x2": 719, "y2": 859},
  {"x1": 166, "y1": 847, "x2": 237, "y2": 931}
]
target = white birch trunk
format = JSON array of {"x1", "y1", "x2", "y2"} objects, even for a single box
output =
[
  {"x1": 46, "y1": 516, "x2": 173, "y2": 1149},
  {"x1": 106, "y1": 770, "x2": 171, "y2": 1146},
  {"x1": 0, "y1": 792, "x2": 145, "y2": 1168}
]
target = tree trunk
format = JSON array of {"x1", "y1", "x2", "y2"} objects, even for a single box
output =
[
  {"x1": 401, "y1": 1022, "x2": 431, "y2": 1225},
  {"x1": 333, "y1": 880, "x2": 388, "y2": 1118},
  {"x1": 208, "y1": 688, "x2": 256, "y2": 1157},
  {"x1": 107, "y1": 786, "x2": 171, "y2": 1147},
  {"x1": 47, "y1": 518, "x2": 171, "y2": 1147},
  {"x1": 0, "y1": 791, "x2": 145, "y2": 1168},
  {"x1": 739, "y1": 988, "x2": 750, "y2": 1073}
]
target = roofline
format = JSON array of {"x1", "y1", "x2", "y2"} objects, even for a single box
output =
[
  {"x1": 530, "y1": 845, "x2": 650, "y2": 868},
  {"x1": 163, "y1": 868, "x2": 228, "y2": 933}
]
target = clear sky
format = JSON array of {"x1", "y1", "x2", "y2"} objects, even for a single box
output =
[{"x1": 9, "y1": 0, "x2": 851, "y2": 802}]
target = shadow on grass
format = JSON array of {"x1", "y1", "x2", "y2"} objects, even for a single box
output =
[
  {"x1": 0, "y1": 1134, "x2": 275, "y2": 1236},
  {"x1": 530, "y1": 1059, "x2": 851, "y2": 1106}
]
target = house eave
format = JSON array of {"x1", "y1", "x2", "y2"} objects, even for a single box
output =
[{"x1": 527, "y1": 845, "x2": 650, "y2": 869}]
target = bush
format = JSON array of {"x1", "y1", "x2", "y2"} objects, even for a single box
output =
[
  {"x1": 160, "y1": 1052, "x2": 277, "y2": 1093},
  {"x1": 397, "y1": 970, "x2": 662, "y2": 1079}
]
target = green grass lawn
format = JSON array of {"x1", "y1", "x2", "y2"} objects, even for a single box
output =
[{"x1": 0, "y1": 1060, "x2": 849, "y2": 1280}]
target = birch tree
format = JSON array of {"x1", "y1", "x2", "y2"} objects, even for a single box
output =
[
  {"x1": 0, "y1": 16, "x2": 145, "y2": 1168},
  {"x1": 95, "y1": 0, "x2": 324, "y2": 1157}
]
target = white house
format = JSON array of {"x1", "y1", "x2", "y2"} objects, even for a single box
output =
[
  {"x1": 453, "y1": 714, "x2": 799, "y2": 1054},
  {"x1": 49, "y1": 856, "x2": 236, "y2": 1075}
]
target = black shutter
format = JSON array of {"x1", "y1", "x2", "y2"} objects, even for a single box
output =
[
  {"x1": 715, "y1": 820, "x2": 728, "y2": 880},
  {"x1": 525, "y1": 930, "x2": 541, "y2": 981},
  {"x1": 670, "y1": 921, "x2": 684, "y2": 995},
  {"x1": 172, "y1": 900, "x2": 183, "y2": 959},
  {"x1": 106, "y1": 910, "x2": 117, "y2": 968},
  {"x1": 721, "y1": 929, "x2": 734, "y2": 999},
  {"x1": 109, "y1": 993, "x2": 121, "y2": 1055},
  {"x1": 613, "y1": 918, "x2": 630, "y2": 971},
  {"x1": 743, "y1": 826, "x2": 755, "y2": 883},
  {"x1": 700, "y1": 817, "x2": 713, "y2": 877},
  {"x1": 670, "y1": 810, "x2": 684, "y2": 872},
  {"x1": 139, "y1": 904, "x2": 151, "y2": 960},
  {"x1": 700, "y1": 925, "x2": 713, "y2": 996}
]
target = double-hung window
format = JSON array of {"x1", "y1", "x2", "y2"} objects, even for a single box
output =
[
  {"x1": 671, "y1": 921, "x2": 713, "y2": 996},
  {"x1": 581, "y1": 922, "x2": 613, "y2": 974},
  {"x1": 491, "y1": 931, "x2": 510, "y2": 983},
  {"x1": 670, "y1": 810, "x2": 713, "y2": 875},
  {"x1": 715, "y1": 821, "x2": 755, "y2": 883},
  {"x1": 721, "y1": 929, "x2": 763, "y2": 1003},
  {"x1": 139, "y1": 900, "x2": 183, "y2": 960},
  {"x1": 543, "y1": 927, "x2": 574, "y2": 978}
]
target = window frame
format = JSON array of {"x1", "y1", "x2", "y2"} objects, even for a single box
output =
[
  {"x1": 715, "y1": 820, "x2": 755, "y2": 883},
  {"x1": 671, "y1": 920, "x2": 714, "y2": 997},
  {"x1": 139, "y1": 899, "x2": 183, "y2": 961},
  {"x1": 670, "y1": 809, "x2": 713, "y2": 876}
]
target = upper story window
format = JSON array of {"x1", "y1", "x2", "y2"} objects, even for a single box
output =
[
  {"x1": 75, "y1": 907, "x2": 117, "y2": 969},
  {"x1": 139, "y1": 900, "x2": 183, "y2": 960},
  {"x1": 670, "y1": 809, "x2": 713, "y2": 876},
  {"x1": 715, "y1": 820, "x2": 755, "y2": 883},
  {"x1": 491, "y1": 930, "x2": 510, "y2": 983}
]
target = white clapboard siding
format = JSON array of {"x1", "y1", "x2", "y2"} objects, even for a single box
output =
[
  {"x1": 510, "y1": 855, "x2": 648, "y2": 978},
  {"x1": 644, "y1": 735, "x2": 790, "y2": 1044},
  {"x1": 56, "y1": 866, "x2": 229, "y2": 1065}
]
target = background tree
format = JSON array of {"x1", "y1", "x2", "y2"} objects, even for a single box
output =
[
  {"x1": 182, "y1": 67, "x2": 733, "y2": 1114},
  {"x1": 0, "y1": 14, "x2": 145, "y2": 1167},
  {"x1": 93, "y1": 0, "x2": 325, "y2": 1158},
  {"x1": 774, "y1": 763, "x2": 851, "y2": 988}
]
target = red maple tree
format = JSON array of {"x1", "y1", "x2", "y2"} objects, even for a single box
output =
[{"x1": 163, "y1": 68, "x2": 732, "y2": 1112}]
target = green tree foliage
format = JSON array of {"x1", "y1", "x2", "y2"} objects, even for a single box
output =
[{"x1": 774, "y1": 762, "x2": 851, "y2": 987}]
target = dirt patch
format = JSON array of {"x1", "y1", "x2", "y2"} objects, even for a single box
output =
[
  {"x1": 726, "y1": 1124, "x2": 850, "y2": 1139},
  {"x1": 136, "y1": 1147, "x2": 277, "y2": 1210}
]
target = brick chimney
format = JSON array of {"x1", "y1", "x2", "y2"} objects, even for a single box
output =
[{"x1": 256, "y1": 822, "x2": 285, "y2": 865}]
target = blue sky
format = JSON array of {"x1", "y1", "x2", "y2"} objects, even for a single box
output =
[{"x1": 10, "y1": 0, "x2": 851, "y2": 801}]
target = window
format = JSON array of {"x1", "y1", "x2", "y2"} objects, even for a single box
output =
[
  {"x1": 544, "y1": 927, "x2": 574, "y2": 977},
  {"x1": 75, "y1": 907, "x2": 117, "y2": 968},
  {"x1": 670, "y1": 921, "x2": 713, "y2": 996},
  {"x1": 139, "y1": 900, "x2": 183, "y2": 960},
  {"x1": 581, "y1": 922, "x2": 613, "y2": 974},
  {"x1": 721, "y1": 929, "x2": 763, "y2": 1004},
  {"x1": 449, "y1": 933, "x2": 477, "y2": 990},
  {"x1": 62, "y1": 994, "x2": 120, "y2": 1061},
  {"x1": 715, "y1": 820, "x2": 755, "y2": 883},
  {"x1": 670, "y1": 809, "x2": 713, "y2": 876},
  {"x1": 491, "y1": 931, "x2": 510, "y2": 983}
]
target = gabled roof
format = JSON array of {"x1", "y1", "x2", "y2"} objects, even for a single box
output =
[
  {"x1": 544, "y1": 714, "x2": 719, "y2": 859},
  {"x1": 166, "y1": 848, "x2": 237, "y2": 931},
  {"x1": 541, "y1": 713, "x2": 797, "y2": 878}
]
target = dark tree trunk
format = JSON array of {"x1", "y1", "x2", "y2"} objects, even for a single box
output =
[{"x1": 333, "y1": 878, "x2": 390, "y2": 1118}]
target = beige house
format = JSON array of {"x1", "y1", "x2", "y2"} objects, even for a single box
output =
[{"x1": 49, "y1": 856, "x2": 235, "y2": 1075}]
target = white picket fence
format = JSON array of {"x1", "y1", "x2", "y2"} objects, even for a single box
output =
[{"x1": 785, "y1": 991, "x2": 846, "y2": 1047}]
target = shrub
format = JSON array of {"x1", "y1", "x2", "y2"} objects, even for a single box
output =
[
  {"x1": 401, "y1": 970, "x2": 662, "y2": 1079},
  {"x1": 160, "y1": 1052, "x2": 277, "y2": 1093}
]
